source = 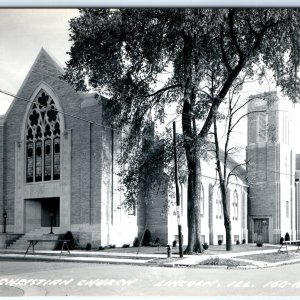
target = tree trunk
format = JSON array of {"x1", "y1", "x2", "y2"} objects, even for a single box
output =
[
  {"x1": 220, "y1": 181, "x2": 232, "y2": 251},
  {"x1": 182, "y1": 99, "x2": 203, "y2": 254},
  {"x1": 184, "y1": 145, "x2": 203, "y2": 254},
  {"x1": 225, "y1": 215, "x2": 232, "y2": 251}
]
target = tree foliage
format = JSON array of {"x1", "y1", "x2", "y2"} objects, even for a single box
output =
[{"x1": 64, "y1": 8, "x2": 300, "y2": 253}]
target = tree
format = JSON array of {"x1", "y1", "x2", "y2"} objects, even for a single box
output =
[
  {"x1": 64, "y1": 8, "x2": 300, "y2": 253},
  {"x1": 212, "y1": 76, "x2": 276, "y2": 251}
]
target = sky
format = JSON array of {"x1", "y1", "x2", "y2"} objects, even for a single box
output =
[
  {"x1": 0, "y1": 8, "x2": 300, "y2": 154},
  {"x1": 0, "y1": 9, "x2": 79, "y2": 114}
]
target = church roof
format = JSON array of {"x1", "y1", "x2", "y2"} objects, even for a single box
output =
[
  {"x1": 206, "y1": 148, "x2": 247, "y2": 186},
  {"x1": 18, "y1": 48, "x2": 64, "y2": 91},
  {"x1": 4, "y1": 48, "x2": 89, "y2": 120}
]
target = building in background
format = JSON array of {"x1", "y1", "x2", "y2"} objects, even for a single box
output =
[{"x1": 137, "y1": 141, "x2": 249, "y2": 246}]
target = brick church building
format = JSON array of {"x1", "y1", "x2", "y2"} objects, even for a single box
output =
[
  {"x1": 0, "y1": 49, "x2": 137, "y2": 248},
  {"x1": 0, "y1": 49, "x2": 297, "y2": 248},
  {"x1": 246, "y1": 93, "x2": 300, "y2": 244}
]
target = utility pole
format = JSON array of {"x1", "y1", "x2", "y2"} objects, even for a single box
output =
[{"x1": 173, "y1": 121, "x2": 183, "y2": 258}]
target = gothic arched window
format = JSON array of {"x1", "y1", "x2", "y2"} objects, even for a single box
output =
[
  {"x1": 216, "y1": 188, "x2": 223, "y2": 219},
  {"x1": 26, "y1": 90, "x2": 61, "y2": 183},
  {"x1": 233, "y1": 190, "x2": 238, "y2": 220}
]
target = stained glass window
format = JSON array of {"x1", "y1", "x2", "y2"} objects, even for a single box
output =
[
  {"x1": 44, "y1": 139, "x2": 52, "y2": 181},
  {"x1": 53, "y1": 137, "x2": 60, "y2": 180},
  {"x1": 216, "y1": 188, "x2": 223, "y2": 219},
  {"x1": 233, "y1": 190, "x2": 238, "y2": 220},
  {"x1": 25, "y1": 90, "x2": 61, "y2": 182},
  {"x1": 26, "y1": 142, "x2": 34, "y2": 183},
  {"x1": 35, "y1": 140, "x2": 42, "y2": 182}
]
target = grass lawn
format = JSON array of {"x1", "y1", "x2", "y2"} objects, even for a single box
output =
[
  {"x1": 148, "y1": 257, "x2": 251, "y2": 267},
  {"x1": 147, "y1": 257, "x2": 183, "y2": 265},
  {"x1": 198, "y1": 257, "x2": 250, "y2": 267},
  {"x1": 241, "y1": 251, "x2": 300, "y2": 263}
]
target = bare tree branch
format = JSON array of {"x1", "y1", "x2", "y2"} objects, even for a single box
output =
[
  {"x1": 146, "y1": 84, "x2": 181, "y2": 97},
  {"x1": 230, "y1": 109, "x2": 266, "y2": 132},
  {"x1": 226, "y1": 161, "x2": 248, "y2": 186}
]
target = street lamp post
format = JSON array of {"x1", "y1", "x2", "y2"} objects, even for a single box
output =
[
  {"x1": 49, "y1": 213, "x2": 54, "y2": 234},
  {"x1": 3, "y1": 212, "x2": 7, "y2": 234}
]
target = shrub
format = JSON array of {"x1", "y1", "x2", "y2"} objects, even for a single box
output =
[
  {"x1": 242, "y1": 239, "x2": 246, "y2": 244},
  {"x1": 172, "y1": 240, "x2": 177, "y2": 247},
  {"x1": 218, "y1": 240, "x2": 223, "y2": 245},
  {"x1": 86, "y1": 243, "x2": 92, "y2": 250},
  {"x1": 151, "y1": 238, "x2": 161, "y2": 247},
  {"x1": 285, "y1": 232, "x2": 290, "y2": 241},
  {"x1": 280, "y1": 237, "x2": 284, "y2": 245},
  {"x1": 142, "y1": 229, "x2": 152, "y2": 246},
  {"x1": 122, "y1": 244, "x2": 130, "y2": 248},
  {"x1": 203, "y1": 242, "x2": 209, "y2": 250},
  {"x1": 133, "y1": 237, "x2": 140, "y2": 247},
  {"x1": 63, "y1": 231, "x2": 76, "y2": 250},
  {"x1": 236, "y1": 240, "x2": 240, "y2": 245},
  {"x1": 256, "y1": 242, "x2": 263, "y2": 247},
  {"x1": 99, "y1": 246, "x2": 105, "y2": 250},
  {"x1": 109, "y1": 244, "x2": 115, "y2": 248}
]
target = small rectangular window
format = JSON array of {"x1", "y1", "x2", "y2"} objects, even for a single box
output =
[{"x1": 257, "y1": 113, "x2": 268, "y2": 143}]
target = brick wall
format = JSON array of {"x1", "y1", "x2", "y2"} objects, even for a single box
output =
[
  {"x1": 0, "y1": 119, "x2": 3, "y2": 225},
  {"x1": 246, "y1": 93, "x2": 294, "y2": 243}
]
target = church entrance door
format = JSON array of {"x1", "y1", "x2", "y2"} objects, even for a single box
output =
[
  {"x1": 25, "y1": 197, "x2": 60, "y2": 233},
  {"x1": 41, "y1": 197, "x2": 60, "y2": 227},
  {"x1": 254, "y1": 218, "x2": 269, "y2": 243}
]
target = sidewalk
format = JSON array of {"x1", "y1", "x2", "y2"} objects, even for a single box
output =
[{"x1": 1, "y1": 244, "x2": 300, "y2": 269}]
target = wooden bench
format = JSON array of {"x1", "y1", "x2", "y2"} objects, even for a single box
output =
[
  {"x1": 277, "y1": 240, "x2": 300, "y2": 255},
  {"x1": 24, "y1": 239, "x2": 71, "y2": 258}
]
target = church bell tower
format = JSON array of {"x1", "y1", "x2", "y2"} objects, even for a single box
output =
[{"x1": 246, "y1": 92, "x2": 295, "y2": 243}]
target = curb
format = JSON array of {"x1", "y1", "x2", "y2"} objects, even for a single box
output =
[
  {"x1": 1, "y1": 249, "x2": 300, "y2": 270},
  {"x1": 0, "y1": 254, "x2": 152, "y2": 267}
]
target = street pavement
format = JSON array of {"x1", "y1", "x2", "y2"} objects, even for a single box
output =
[
  {"x1": 1, "y1": 259, "x2": 300, "y2": 296},
  {"x1": 1, "y1": 244, "x2": 300, "y2": 296}
]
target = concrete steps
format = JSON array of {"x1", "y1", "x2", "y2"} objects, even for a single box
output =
[{"x1": 8, "y1": 229, "x2": 63, "y2": 250}]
